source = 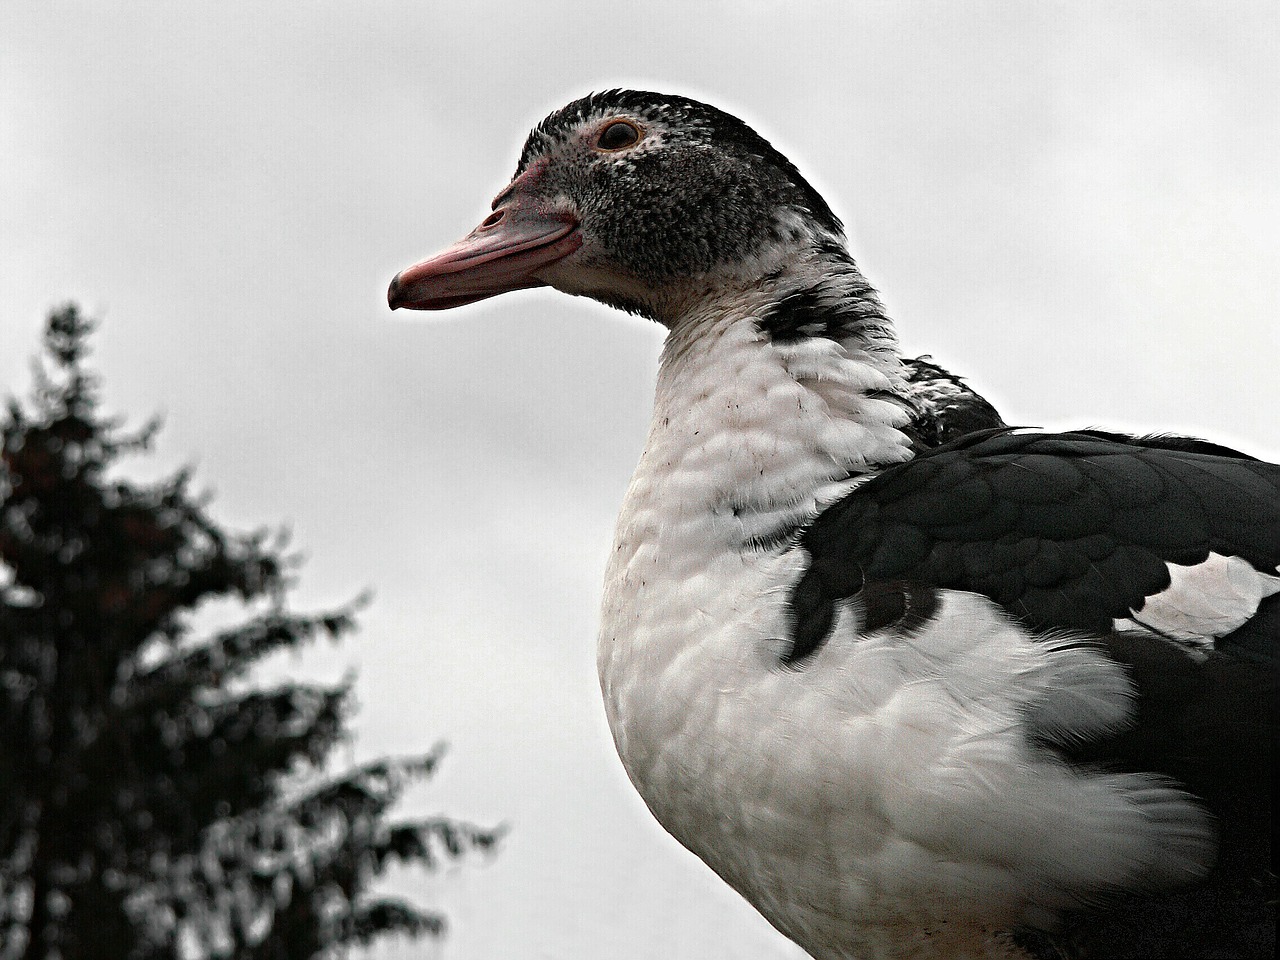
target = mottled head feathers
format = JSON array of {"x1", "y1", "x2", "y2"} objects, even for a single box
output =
[{"x1": 510, "y1": 90, "x2": 846, "y2": 302}]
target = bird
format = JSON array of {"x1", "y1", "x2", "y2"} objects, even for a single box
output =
[{"x1": 387, "y1": 90, "x2": 1277, "y2": 960}]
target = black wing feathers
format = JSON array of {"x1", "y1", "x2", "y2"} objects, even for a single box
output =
[
  {"x1": 788, "y1": 430, "x2": 1280, "y2": 663},
  {"x1": 901, "y1": 358, "x2": 1006, "y2": 451}
]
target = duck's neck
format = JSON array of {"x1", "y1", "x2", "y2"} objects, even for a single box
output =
[
  {"x1": 638, "y1": 249, "x2": 914, "y2": 546},
  {"x1": 598, "y1": 248, "x2": 915, "y2": 814}
]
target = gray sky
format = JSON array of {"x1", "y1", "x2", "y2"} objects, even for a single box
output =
[{"x1": 2, "y1": 3, "x2": 1277, "y2": 958}]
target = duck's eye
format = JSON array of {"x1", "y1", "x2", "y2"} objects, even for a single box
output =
[{"x1": 596, "y1": 119, "x2": 641, "y2": 151}]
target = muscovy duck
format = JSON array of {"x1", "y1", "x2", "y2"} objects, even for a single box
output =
[{"x1": 388, "y1": 90, "x2": 1276, "y2": 960}]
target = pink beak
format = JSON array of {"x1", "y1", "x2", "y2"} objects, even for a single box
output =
[{"x1": 388, "y1": 186, "x2": 582, "y2": 311}]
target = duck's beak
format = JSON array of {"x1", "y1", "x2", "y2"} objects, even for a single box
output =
[{"x1": 388, "y1": 194, "x2": 582, "y2": 311}]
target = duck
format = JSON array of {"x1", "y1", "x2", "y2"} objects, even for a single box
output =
[{"x1": 388, "y1": 90, "x2": 1276, "y2": 960}]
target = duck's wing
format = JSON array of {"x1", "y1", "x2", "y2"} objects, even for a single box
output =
[{"x1": 785, "y1": 428, "x2": 1277, "y2": 957}]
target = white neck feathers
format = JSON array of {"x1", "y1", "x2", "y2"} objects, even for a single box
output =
[{"x1": 637, "y1": 264, "x2": 914, "y2": 543}]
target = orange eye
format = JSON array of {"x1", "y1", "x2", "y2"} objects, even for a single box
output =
[{"x1": 596, "y1": 119, "x2": 641, "y2": 151}]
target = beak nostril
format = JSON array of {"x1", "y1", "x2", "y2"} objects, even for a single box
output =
[{"x1": 481, "y1": 210, "x2": 506, "y2": 229}]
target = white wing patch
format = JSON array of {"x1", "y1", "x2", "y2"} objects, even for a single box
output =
[{"x1": 1113, "y1": 552, "x2": 1280, "y2": 646}]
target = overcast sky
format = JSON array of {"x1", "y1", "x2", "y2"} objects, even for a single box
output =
[{"x1": 2, "y1": 3, "x2": 1277, "y2": 959}]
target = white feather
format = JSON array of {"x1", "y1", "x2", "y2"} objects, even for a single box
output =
[{"x1": 1113, "y1": 551, "x2": 1280, "y2": 645}]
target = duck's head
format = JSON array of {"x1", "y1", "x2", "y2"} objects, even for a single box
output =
[{"x1": 388, "y1": 90, "x2": 847, "y2": 324}]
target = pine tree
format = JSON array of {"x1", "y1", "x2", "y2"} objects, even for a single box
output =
[{"x1": 0, "y1": 306, "x2": 498, "y2": 960}]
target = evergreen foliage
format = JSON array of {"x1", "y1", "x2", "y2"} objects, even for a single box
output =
[{"x1": 0, "y1": 306, "x2": 498, "y2": 960}]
